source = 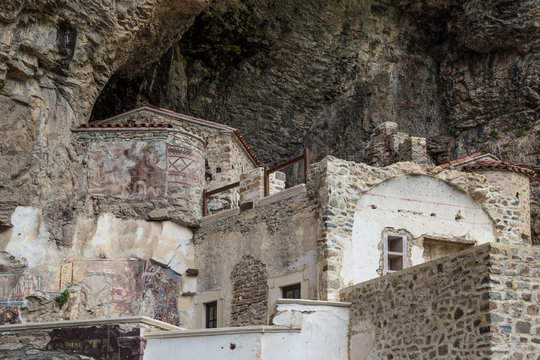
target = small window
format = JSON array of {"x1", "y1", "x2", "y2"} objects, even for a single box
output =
[
  {"x1": 384, "y1": 234, "x2": 407, "y2": 275},
  {"x1": 281, "y1": 283, "x2": 301, "y2": 299},
  {"x1": 205, "y1": 301, "x2": 218, "y2": 328}
]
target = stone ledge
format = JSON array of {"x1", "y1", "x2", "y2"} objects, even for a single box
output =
[
  {"x1": 256, "y1": 184, "x2": 307, "y2": 207},
  {"x1": 276, "y1": 298, "x2": 351, "y2": 307},
  {"x1": 200, "y1": 207, "x2": 240, "y2": 226},
  {"x1": 0, "y1": 316, "x2": 182, "y2": 332},
  {"x1": 339, "y1": 243, "x2": 494, "y2": 297},
  {"x1": 71, "y1": 126, "x2": 208, "y2": 145},
  {"x1": 145, "y1": 325, "x2": 301, "y2": 339}
]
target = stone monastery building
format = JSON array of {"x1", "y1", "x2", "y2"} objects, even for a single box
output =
[{"x1": 1, "y1": 105, "x2": 539, "y2": 359}]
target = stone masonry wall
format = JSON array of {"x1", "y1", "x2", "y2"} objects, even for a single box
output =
[
  {"x1": 229, "y1": 255, "x2": 268, "y2": 326},
  {"x1": 310, "y1": 156, "x2": 523, "y2": 300},
  {"x1": 340, "y1": 243, "x2": 540, "y2": 360},
  {"x1": 93, "y1": 109, "x2": 257, "y2": 213},
  {"x1": 488, "y1": 244, "x2": 540, "y2": 358},
  {"x1": 194, "y1": 187, "x2": 318, "y2": 326},
  {"x1": 478, "y1": 170, "x2": 531, "y2": 241},
  {"x1": 74, "y1": 127, "x2": 206, "y2": 225}
]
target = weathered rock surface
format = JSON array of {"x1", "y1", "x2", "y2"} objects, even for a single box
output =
[
  {"x1": 90, "y1": 0, "x2": 540, "y2": 243},
  {"x1": 0, "y1": 1, "x2": 538, "y2": 243},
  {"x1": 0, "y1": 0, "x2": 207, "y2": 237}
]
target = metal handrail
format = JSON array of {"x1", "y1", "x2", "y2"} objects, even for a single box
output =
[
  {"x1": 264, "y1": 148, "x2": 309, "y2": 197},
  {"x1": 202, "y1": 148, "x2": 310, "y2": 216},
  {"x1": 202, "y1": 181, "x2": 240, "y2": 216}
]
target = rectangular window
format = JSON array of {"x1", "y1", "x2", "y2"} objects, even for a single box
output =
[
  {"x1": 205, "y1": 301, "x2": 218, "y2": 328},
  {"x1": 281, "y1": 283, "x2": 301, "y2": 299},
  {"x1": 384, "y1": 234, "x2": 407, "y2": 275}
]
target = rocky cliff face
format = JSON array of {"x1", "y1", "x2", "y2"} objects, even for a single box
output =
[
  {"x1": 0, "y1": 0, "x2": 206, "y2": 242},
  {"x1": 1, "y1": 0, "x2": 539, "y2": 243},
  {"x1": 90, "y1": 0, "x2": 540, "y2": 243}
]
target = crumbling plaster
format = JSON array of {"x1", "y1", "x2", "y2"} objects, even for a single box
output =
[
  {"x1": 311, "y1": 156, "x2": 522, "y2": 300},
  {"x1": 1, "y1": 209, "x2": 195, "y2": 326},
  {"x1": 344, "y1": 174, "x2": 495, "y2": 285}
]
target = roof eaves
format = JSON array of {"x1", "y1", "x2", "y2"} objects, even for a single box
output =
[{"x1": 91, "y1": 104, "x2": 262, "y2": 166}]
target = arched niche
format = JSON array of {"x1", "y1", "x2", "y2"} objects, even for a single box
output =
[{"x1": 341, "y1": 174, "x2": 496, "y2": 286}]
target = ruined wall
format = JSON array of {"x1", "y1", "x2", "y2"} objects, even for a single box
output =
[
  {"x1": 193, "y1": 186, "x2": 318, "y2": 326},
  {"x1": 0, "y1": 213, "x2": 195, "y2": 327},
  {"x1": 311, "y1": 156, "x2": 523, "y2": 300},
  {"x1": 230, "y1": 255, "x2": 268, "y2": 326},
  {"x1": 340, "y1": 243, "x2": 540, "y2": 360},
  {"x1": 346, "y1": 174, "x2": 495, "y2": 284},
  {"x1": 478, "y1": 170, "x2": 531, "y2": 240}
]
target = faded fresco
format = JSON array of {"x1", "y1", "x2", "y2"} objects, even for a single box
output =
[
  {"x1": 86, "y1": 141, "x2": 167, "y2": 199},
  {"x1": 167, "y1": 145, "x2": 203, "y2": 188},
  {"x1": 143, "y1": 262, "x2": 182, "y2": 326},
  {"x1": 60, "y1": 259, "x2": 145, "y2": 317},
  {"x1": 46, "y1": 325, "x2": 140, "y2": 359},
  {"x1": 0, "y1": 272, "x2": 42, "y2": 325},
  {"x1": 58, "y1": 259, "x2": 181, "y2": 325}
]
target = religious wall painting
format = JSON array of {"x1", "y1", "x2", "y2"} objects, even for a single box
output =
[
  {"x1": 58, "y1": 259, "x2": 145, "y2": 317},
  {"x1": 143, "y1": 261, "x2": 182, "y2": 326},
  {"x1": 167, "y1": 145, "x2": 203, "y2": 188},
  {"x1": 86, "y1": 141, "x2": 167, "y2": 199},
  {"x1": 0, "y1": 272, "x2": 42, "y2": 325}
]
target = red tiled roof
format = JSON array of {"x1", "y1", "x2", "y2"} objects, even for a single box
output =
[
  {"x1": 461, "y1": 160, "x2": 537, "y2": 180},
  {"x1": 438, "y1": 151, "x2": 488, "y2": 169},
  {"x1": 79, "y1": 122, "x2": 173, "y2": 129},
  {"x1": 76, "y1": 122, "x2": 209, "y2": 145},
  {"x1": 91, "y1": 104, "x2": 262, "y2": 166}
]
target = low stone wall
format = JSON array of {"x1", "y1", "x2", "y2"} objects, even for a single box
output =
[
  {"x1": 144, "y1": 300, "x2": 349, "y2": 360},
  {"x1": 0, "y1": 317, "x2": 177, "y2": 359},
  {"x1": 488, "y1": 244, "x2": 540, "y2": 358},
  {"x1": 340, "y1": 243, "x2": 540, "y2": 360}
]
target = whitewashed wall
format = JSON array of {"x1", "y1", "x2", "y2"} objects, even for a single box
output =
[
  {"x1": 342, "y1": 174, "x2": 496, "y2": 285},
  {"x1": 143, "y1": 300, "x2": 350, "y2": 360}
]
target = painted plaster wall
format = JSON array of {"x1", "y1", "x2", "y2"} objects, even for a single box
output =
[
  {"x1": 146, "y1": 332, "x2": 263, "y2": 360},
  {"x1": 144, "y1": 300, "x2": 349, "y2": 360},
  {"x1": 75, "y1": 128, "x2": 206, "y2": 224},
  {"x1": 268, "y1": 301, "x2": 349, "y2": 360},
  {"x1": 343, "y1": 174, "x2": 496, "y2": 284},
  {"x1": 193, "y1": 189, "x2": 318, "y2": 326},
  {"x1": 309, "y1": 156, "x2": 521, "y2": 300},
  {"x1": 0, "y1": 208, "x2": 194, "y2": 326},
  {"x1": 92, "y1": 109, "x2": 257, "y2": 213}
]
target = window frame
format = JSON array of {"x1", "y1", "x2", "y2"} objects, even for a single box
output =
[
  {"x1": 204, "y1": 301, "x2": 218, "y2": 329},
  {"x1": 194, "y1": 290, "x2": 223, "y2": 329},
  {"x1": 383, "y1": 233, "x2": 408, "y2": 275},
  {"x1": 281, "y1": 283, "x2": 301, "y2": 299}
]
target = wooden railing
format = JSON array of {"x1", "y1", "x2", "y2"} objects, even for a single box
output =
[{"x1": 202, "y1": 148, "x2": 309, "y2": 216}]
